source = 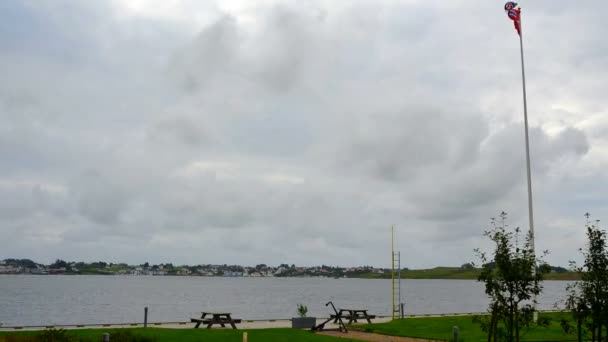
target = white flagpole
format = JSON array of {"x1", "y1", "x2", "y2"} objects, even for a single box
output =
[{"x1": 517, "y1": 10, "x2": 538, "y2": 321}]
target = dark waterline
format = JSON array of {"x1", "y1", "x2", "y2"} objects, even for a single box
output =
[{"x1": 0, "y1": 275, "x2": 570, "y2": 326}]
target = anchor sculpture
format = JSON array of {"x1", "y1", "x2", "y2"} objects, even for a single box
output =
[{"x1": 311, "y1": 301, "x2": 348, "y2": 333}]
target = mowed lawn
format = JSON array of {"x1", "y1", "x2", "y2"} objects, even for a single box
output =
[
  {"x1": 357, "y1": 312, "x2": 583, "y2": 342},
  {"x1": 0, "y1": 328, "x2": 364, "y2": 342}
]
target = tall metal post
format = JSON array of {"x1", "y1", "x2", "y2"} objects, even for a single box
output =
[
  {"x1": 519, "y1": 12, "x2": 535, "y2": 263},
  {"x1": 391, "y1": 225, "x2": 395, "y2": 320},
  {"x1": 518, "y1": 12, "x2": 538, "y2": 322},
  {"x1": 397, "y1": 251, "x2": 401, "y2": 314}
]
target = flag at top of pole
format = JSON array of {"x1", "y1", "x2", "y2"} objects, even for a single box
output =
[
  {"x1": 504, "y1": 2, "x2": 522, "y2": 36},
  {"x1": 503, "y1": 0, "x2": 537, "y2": 320}
]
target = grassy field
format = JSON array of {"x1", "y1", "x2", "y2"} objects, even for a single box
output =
[
  {"x1": 0, "y1": 328, "x2": 364, "y2": 342},
  {"x1": 1, "y1": 314, "x2": 584, "y2": 341},
  {"x1": 357, "y1": 312, "x2": 582, "y2": 342},
  {"x1": 358, "y1": 267, "x2": 579, "y2": 281}
]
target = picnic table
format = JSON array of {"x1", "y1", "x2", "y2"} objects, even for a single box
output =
[
  {"x1": 331, "y1": 309, "x2": 376, "y2": 324},
  {"x1": 191, "y1": 312, "x2": 241, "y2": 329}
]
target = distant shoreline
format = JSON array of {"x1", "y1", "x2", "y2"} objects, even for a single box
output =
[
  {"x1": 1, "y1": 259, "x2": 580, "y2": 280},
  {"x1": 0, "y1": 272, "x2": 580, "y2": 281}
]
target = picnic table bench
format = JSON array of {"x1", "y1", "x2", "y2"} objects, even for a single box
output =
[
  {"x1": 331, "y1": 309, "x2": 376, "y2": 324},
  {"x1": 191, "y1": 312, "x2": 241, "y2": 329}
]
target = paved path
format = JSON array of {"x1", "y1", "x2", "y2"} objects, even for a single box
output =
[
  {"x1": 318, "y1": 331, "x2": 440, "y2": 342},
  {"x1": 0, "y1": 317, "x2": 393, "y2": 332}
]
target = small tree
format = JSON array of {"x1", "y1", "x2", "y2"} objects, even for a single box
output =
[
  {"x1": 563, "y1": 215, "x2": 608, "y2": 342},
  {"x1": 474, "y1": 212, "x2": 550, "y2": 342}
]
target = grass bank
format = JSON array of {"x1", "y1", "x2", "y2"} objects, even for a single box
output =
[
  {"x1": 357, "y1": 267, "x2": 579, "y2": 281},
  {"x1": 0, "y1": 328, "x2": 363, "y2": 342},
  {"x1": 357, "y1": 312, "x2": 580, "y2": 341}
]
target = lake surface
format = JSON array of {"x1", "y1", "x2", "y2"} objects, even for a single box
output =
[{"x1": 0, "y1": 275, "x2": 571, "y2": 326}]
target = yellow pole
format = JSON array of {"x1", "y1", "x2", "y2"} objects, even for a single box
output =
[{"x1": 391, "y1": 225, "x2": 395, "y2": 320}]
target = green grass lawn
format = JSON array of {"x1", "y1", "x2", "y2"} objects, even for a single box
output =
[
  {"x1": 357, "y1": 312, "x2": 584, "y2": 342},
  {"x1": 0, "y1": 328, "x2": 363, "y2": 342},
  {"x1": 1, "y1": 313, "x2": 586, "y2": 342}
]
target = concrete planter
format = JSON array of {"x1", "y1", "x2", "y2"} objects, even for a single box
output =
[{"x1": 291, "y1": 317, "x2": 316, "y2": 329}]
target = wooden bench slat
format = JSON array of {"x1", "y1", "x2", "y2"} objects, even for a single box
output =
[{"x1": 191, "y1": 318, "x2": 242, "y2": 324}]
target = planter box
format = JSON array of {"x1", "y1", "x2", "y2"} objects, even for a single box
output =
[{"x1": 291, "y1": 317, "x2": 316, "y2": 329}]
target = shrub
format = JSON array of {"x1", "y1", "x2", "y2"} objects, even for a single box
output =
[{"x1": 296, "y1": 304, "x2": 308, "y2": 318}]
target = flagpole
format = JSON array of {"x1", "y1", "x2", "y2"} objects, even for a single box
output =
[{"x1": 517, "y1": 10, "x2": 538, "y2": 321}]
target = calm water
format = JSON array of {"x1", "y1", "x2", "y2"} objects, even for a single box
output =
[{"x1": 0, "y1": 275, "x2": 571, "y2": 326}]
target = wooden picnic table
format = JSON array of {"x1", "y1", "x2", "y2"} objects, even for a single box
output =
[
  {"x1": 332, "y1": 309, "x2": 376, "y2": 324},
  {"x1": 191, "y1": 312, "x2": 241, "y2": 329}
]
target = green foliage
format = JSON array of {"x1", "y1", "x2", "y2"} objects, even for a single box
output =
[
  {"x1": 297, "y1": 304, "x2": 308, "y2": 317},
  {"x1": 0, "y1": 329, "x2": 86, "y2": 342},
  {"x1": 3, "y1": 259, "x2": 37, "y2": 268},
  {"x1": 49, "y1": 260, "x2": 67, "y2": 269},
  {"x1": 562, "y1": 216, "x2": 608, "y2": 342},
  {"x1": 0, "y1": 329, "x2": 157, "y2": 342},
  {"x1": 474, "y1": 212, "x2": 550, "y2": 342},
  {"x1": 355, "y1": 266, "x2": 577, "y2": 280},
  {"x1": 0, "y1": 328, "x2": 354, "y2": 342},
  {"x1": 38, "y1": 329, "x2": 78, "y2": 342},
  {"x1": 461, "y1": 263, "x2": 475, "y2": 271}
]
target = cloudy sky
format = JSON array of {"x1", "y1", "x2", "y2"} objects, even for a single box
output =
[{"x1": 0, "y1": 0, "x2": 605, "y2": 268}]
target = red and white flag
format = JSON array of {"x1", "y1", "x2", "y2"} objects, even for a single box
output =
[{"x1": 504, "y1": 2, "x2": 521, "y2": 36}]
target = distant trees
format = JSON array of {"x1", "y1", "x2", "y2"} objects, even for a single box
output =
[
  {"x1": 562, "y1": 217, "x2": 608, "y2": 342},
  {"x1": 89, "y1": 261, "x2": 107, "y2": 269},
  {"x1": 460, "y1": 263, "x2": 475, "y2": 271},
  {"x1": 474, "y1": 212, "x2": 550, "y2": 342},
  {"x1": 551, "y1": 266, "x2": 569, "y2": 273},
  {"x1": 50, "y1": 259, "x2": 68, "y2": 269},
  {"x1": 227, "y1": 265, "x2": 243, "y2": 272}
]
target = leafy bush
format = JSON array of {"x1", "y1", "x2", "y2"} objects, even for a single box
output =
[
  {"x1": 562, "y1": 216, "x2": 608, "y2": 342},
  {"x1": 296, "y1": 304, "x2": 308, "y2": 318},
  {"x1": 0, "y1": 330, "x2": 156, "y2": 342},
  {"x1": 474, "y1": 212, "x2": 551, "y2": 342},
  {"x1": 0, "y1": 329, "x2": 84, "y2": 342},
  {"x1": 39, "y1": 329, "x2": 82, "y2": 342}
]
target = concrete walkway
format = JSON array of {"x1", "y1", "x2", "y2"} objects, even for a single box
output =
[{"x1": 0, "y1": 317, "x2": 393, "y2": 332}]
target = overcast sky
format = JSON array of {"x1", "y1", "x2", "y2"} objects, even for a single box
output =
[{"x1": 0, "y1": 0, "x2": 606, "y2": 268}]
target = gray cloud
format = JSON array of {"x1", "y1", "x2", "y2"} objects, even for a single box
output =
[{"x1": 0, "y1": 0, "x2": 604, "y2": 268}]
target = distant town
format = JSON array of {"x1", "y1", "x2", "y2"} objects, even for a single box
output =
[
  {"x1": 0, "y1": 258, "x2": 389, "y2": 278},
  {"x1": 0, "y1": 258, "x2": 578, "y2": 280}
]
